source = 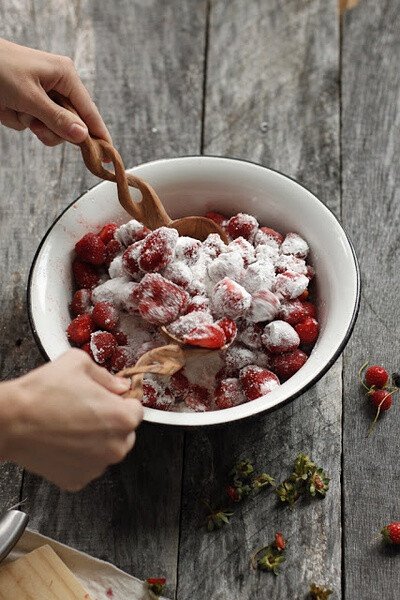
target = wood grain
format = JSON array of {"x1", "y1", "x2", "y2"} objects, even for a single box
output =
[
  {"x1": 341, "y1": 0, "x2": 400, "y2": 598},
  {"x1": 0, "y1": 0, "x2": 207, "y2": 597},
  {"x1": 178, "y1": 1, "x2": 342, "y2": 598}
]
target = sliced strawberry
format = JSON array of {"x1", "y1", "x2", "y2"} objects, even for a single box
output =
[
  {"x1": 70, "y1": 288, "x2": 92, "y2": 316},
  {"x1": 216, "y1": 318, "x2": 237, "y2": 345},
  {"x1": 137, "y1": 273, "x2": 189, "y2": 325},
  {"x1": 67, "y1": 313, "x2": 95, "y2": 345},
  {"x1": 105, "y1": 239, "x2": 123, "y2": 267},
  {"x1": 72, "y1": 258, "x2": 100, "y2": 289},
  {"x1": 212, "y1": 277, "x2": 252, "y2": 320},
  {"x1": 204, "y1": 211, "x2": 228, "y2": 226},
  {"x1": 255, "y1": 226, "x2": 284, "y2": 246},
  {"x1": 185, "y1": 323, "x2": 226, "y2": 349},
  {"x1": 270, "y1": 349, "x2": 307, "y2": 381},
  {"x1": 295, "y1": 317, "x2": 319, "y2": 345},
  {"x1": 239, "y1": 365, "x2": 280, "y2": 401},
  {"x1": 90, "y1": 331, "x2": 118, "y2": 364},
  {"x1": 75, "y1": 233, "x2": 106, "y2": 265},
  {"x1": 215, "y1": 378, "x2": 246, "y2": 409},
  {"x1": 139, "y1": 227, "x2": 178, "y2": 272},
  {"x1": 122, "y1": 240, "x2": 143, "y2": 278},
  {"x1": 92, "y1": 301, "x2": 119, "y2": 331},
  {"x1": 226, "y1": 213, "x2": 258, "y2": 241},
  {"x1": 98, "y1": 222, "x2": 118, "y2": 244}
]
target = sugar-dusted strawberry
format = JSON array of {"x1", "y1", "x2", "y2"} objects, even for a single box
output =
[
  {"x1": 224, "y1": 344, "x2": 258, "y2": 377},
  {"x1": 237, "y1": 321, "x2": 263, "y2": 350},
  {"x1": 98, "y1": 222, "x2": 118, "y2": 244},
  {"x1": 139, "y1": 226, "x2": 178, "y2": 272},
  {"x1": 167, "y1": 311, "x2": 213, "y2": 340},
  {"x1": 216, "y1": 318, "x2": 237, "y2": 345},
  {"x1": 90, "y1": 331, "x2": 118, "y2": 364},
  {"x1": 114, "y1": 219, "x2": 151, "y2": 246},
  {"x1": 205, "y1": 211, "x2": 228, "y2": 226},
  {"x1": 114, "y1": 330, "x2": 128, "y2": 346},
  {"x1": 273, "y1": 270, "x2": 309, "y2": 300},
  {"x1": 227, "y1": 237, "x2": 255, "y2": 266},
  {"x1": 207, "y1": 250, "x2": 244, "y2": 284},
  {"x1": 110, "y1": 345, "x2": 136, "y2": 372},
  {"x1": 174, "y1": 237, "x2": 202, "y2": 265},
  {"x1": 67, "y1": 313, "x2": 95, "y2": 345},
  {"x1": 185, "y1": 323, "x2": 226, "y2": 349},
  {"x1": 270, "y1": 349, "x2": 308, "y2": 381},
  {"x1": 215, "y1": 378, "x2": 246, "y2": 409},
  {"x1": 162, "y1": 261, "x2": 193, "y2": 288},
  {"x1": 226, "y1": 213, "x2": 259, "y2": 242},
  {"x1": 169, "y1": 369, "x2": 190, "y2": 397},
  {"x1": 81, "y1": 342, "x2": 94, "y2": 359},
  {"x1": 261, "y1": 320, "x2": 300, "y2": 354},
  {"x1": 185, "y1": 295, "x2": 211, "y2": 314},
  {"x1": 137, "y1": 273, "x2": 189, "y2": 325},
  {"x1": 239, "y1": 365, "x2": 280, "y2": 401},
  {"x1": 381, "y1": 522, "x2": 400, "y2": 545},
  {"x1": 70, "y1": 288, "x2": 92, "y2": 316},
  {"x1": 279, "y1": 299, "x2": 306, "y2": 326},
  {"x1": 122, "y1": 240, "x2": 144, "y2": 278},
  {"x1": 105, "y1": 239, "x2": 123, "y2": 268},
  {"x1": 365, "y1": 365, "x2": 389, "y2": 389},
  {"x1": 75, "y1": 232, "x2": 106, "y2": 265},
  {"x1": 301, "y1": 300, "x2": 317, "y2": 319},
  {"x1": 254, "y1": 226, "x2": 284, "y2": 247},
  {"x1": 142, "y1": 381, "x2": 158, "y2": 407},
  {"x1": 370, "y1": 389, "x2": 392, "y2": 411},
  {"x1": 281, "y1": 232, "x2": 309, "y2": 259},
  {"x1": 295, "y1": 317, "x2": 319, "y2": 346},
  {"x1": 247, "y1": 290, "x2": 281, "y2": 323},
  {"x1": 203, "y1": 233, "x2": 226, "y2": 259},
  {"x1": 72, "y1": 258, "x2": 100, "y2": 289},
  {"x1": 92, "y1": 301, "x2": 119, "y2": 331},
  {"x1": 211, "y1": 277, "x2": 252, "y2": 320},
  {"x1": 297, "y1": 289, "x2": 309, "y2": 301},
  {"x1": 184, "y1": 384, "x2": 211, "y2": 411}
]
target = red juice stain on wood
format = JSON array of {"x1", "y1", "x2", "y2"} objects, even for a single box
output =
[{"x1": 106, "y1": 589, "x2": 114, "y2": 597}]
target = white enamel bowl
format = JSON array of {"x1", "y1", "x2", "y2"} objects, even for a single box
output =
[{"x1": 28, "y1": 156, "x2": 360, "y2": 427}]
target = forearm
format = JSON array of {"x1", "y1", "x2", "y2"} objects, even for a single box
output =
[{"x1": 0, "y1": 378, "x2": 24, "y2": 462}]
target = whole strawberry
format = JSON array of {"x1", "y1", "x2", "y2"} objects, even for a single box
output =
[
  {"x1": 381, "y1": 522, "x2": 400, "y2": 545},
  {"x1": 365, "y1": 365, "x2": 389, "y2": 389}
]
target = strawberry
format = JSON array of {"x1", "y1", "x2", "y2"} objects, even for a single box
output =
[
  {"x1": 270, "y1": 349, "x2": 307, "y2": 381},
  {"x1": 370, "y1": 389, "x2": 392, "y2": 411},
  {"x1": 105, "y1": 239, "x2": 122, "y2": 267},
  {"x1": 185, "y1": 323, "x2": 226, "y2": 349},
  {"x1": 90, "y1": 331, "x2": 118, "y2": 364},
  {"x1": 138, "y1": 227, "x2": 178, "y2": 272},
  {"x1": 212, "y1": 277, "x2": 252, "y2": 320},
  {"x1": 275, "y1": 532, "x2": 286, "y2": 551},
  {"x1": 72, "y1": 258, "x2": 100, "y2": 289},
  {"x1": 142, "y1": 381, "x2": 158, "y2": 407},
  {"x1": 226, "y1": 213, "x2": 258, "y2": 242},
  {"x1": 67, "y1": 314, "x2": 95, "y2": 345},
  {"x1": 70, "y1": 288, "x2": 92, "y2": 316},
  {"x1": 247, "y1": 290, "x2": 281, "y2": 323},
  {"x1": 227, "y1": 485, "x2": 240, "y2": 502},
  {"x1": 122, "y1": 240, "x2": 143, "y2": 278},
  {"x1": 239, "y1": 365, "x2": 280, "y2": 401},
  {"x1": 175, "y1": 237, "x2": 202, "y2": 265},
  {"x1": 297, "y1": 289, "x2": 309, "y2": 301},
  {"x1": 301, "y1": 300, "x2": 317, "y2": 319},
  {"x1": 98, "y1": 222, "x2": 118, "y2": 244},
  {"x1": 169, "y1": 369, "x2": 190, "y2": 397},
  {"x1": 215, "y1": 378, "x2": 246, "y2": 409},
  {"x1": 75, "y1": 233, "x2": 106, "y2": 265},
  {"x1": 110, "y1": 346, "x2": 136, "y2": 372},
  {"x1": 204, "y1": 211, "x2": 228, "y2": 226},
  {"x1": 81, "y1": 342, "x2": 94, "y2": 359},
  {"x1": 295, "y1": 317, "x2": 319, "y2": 345},
  {"x1": 92, "y1": 301, "x2": 119, "y2": 331},
  {"x1": 183, "y1": 384, "x2": 211, "y2": 411},
  {"x1": 137, "y1": 273, "x2": 189, "y2": 325},
  {"x1": 261, "y1": 320, "x2": 300, "y2": 354},
  {"x1": 185, "y1": 295, "x2": 211, "y2": 314},
  {"x1": 273, "y1": 270, "x2": 309, "y2": 300},
  {"x1": 279, "y1": 299, "x2": 306, "y2": 326},
  {"x1": 255, "y1": 226, "x2": 284, "y2": 247},
  {"x1": 216, "y1": 318, "x2": 237, "y2": 345},
  {"x1": 114, "y1": 330, "x2": 128, "y2": 346},
  {"x1": 365, "y1": 365, "x2": 389, "y2": 389},
  {"x1": 381, "y1": 522, "x2": 400, "y2": 544}
]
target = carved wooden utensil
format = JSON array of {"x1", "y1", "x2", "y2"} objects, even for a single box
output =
[{"x1": 56, "y1": 94, "x2": 230, "y2": 398}]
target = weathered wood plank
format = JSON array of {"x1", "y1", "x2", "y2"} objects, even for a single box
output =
[
  {"x1": 178, "y1": 1, "x2": 342, "y2": 598},
  {"x1": 342, "y1": 1, "x2": 400, "y2": 598},
  {"x1": 0, "y1": 0, "x2": 207, "y2": 595}
]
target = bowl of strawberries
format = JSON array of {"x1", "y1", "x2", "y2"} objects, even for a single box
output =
[{"x1": 28, "y1": 156, "x2": 360, "y2": 426}]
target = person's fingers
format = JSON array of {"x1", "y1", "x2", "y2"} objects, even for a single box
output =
[
  {"x1": 86, "y1": 359, "x2": 131, "y2": 395},
  {"x1": 29, "y1": 119, "x2": 64, "y2": 146},
  {"x1": 0, "y1": 106, "x2": 27, "y2": 131},
  {"x1": 17, "y1": 112, "x2": 34, "y2": 129},
  {"x1": 27, "y1": 87, "x2": 89, "y2": 143},
  {"x1": 118, "y1": 399, "x2": 144, "y2": 430}
]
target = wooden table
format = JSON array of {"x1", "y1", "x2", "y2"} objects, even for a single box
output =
[{"x1": 1, "y1": 1, "x2": 399, "y2": 598}]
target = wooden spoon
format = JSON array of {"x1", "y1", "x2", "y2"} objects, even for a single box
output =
[
  {"x1": 55, "y1": 94, "x2": 231, "y2": 398},
  {"x1": 55, "y1": 93, "x2": 228, "y2": 242}
]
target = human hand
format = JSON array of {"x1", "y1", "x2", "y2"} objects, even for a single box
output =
[
  {"x1": 0, "y1": 38, "x2": 111, "y2": 146},
  {"x1": 0, "y1": 349, "x2": 143, "y2": 491}
]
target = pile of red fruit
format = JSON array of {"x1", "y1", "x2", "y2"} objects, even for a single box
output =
[
  {"x1": 359, "y1": 362, "x2": 398, "y2": 435},
  {"x1": 66, "y1": 211, "x2": 319, "y2": 412}
]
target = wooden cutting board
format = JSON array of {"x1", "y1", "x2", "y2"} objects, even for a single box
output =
[{"x1": 0, "y1": 544, "x2": 93, "y2": 599}]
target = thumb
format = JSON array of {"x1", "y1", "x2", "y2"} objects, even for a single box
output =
[{"x1": 29, "y1": 89, "x2": 88, "y2": 143}]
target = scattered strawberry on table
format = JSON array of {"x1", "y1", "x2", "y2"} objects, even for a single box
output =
[
  {"x1": 67, "y1": 211, "x2": 319, "y2": 412},
  {"x1": 359, "y1": 362, "x2": 399, "y2": 435},
  {"x1": 309, "y1": 582, "x2": 333, "y2": 599},
  {"x1": 146, "y1": 577, "x2": 166, "y2": 597},
  {"x1": 381, "y1": 522, "x2": 400, "y2": 545}
]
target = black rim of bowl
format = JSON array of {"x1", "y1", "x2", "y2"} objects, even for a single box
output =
[{"x1": 27, "y1": 155, "x2": 361, "y2": 426}]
